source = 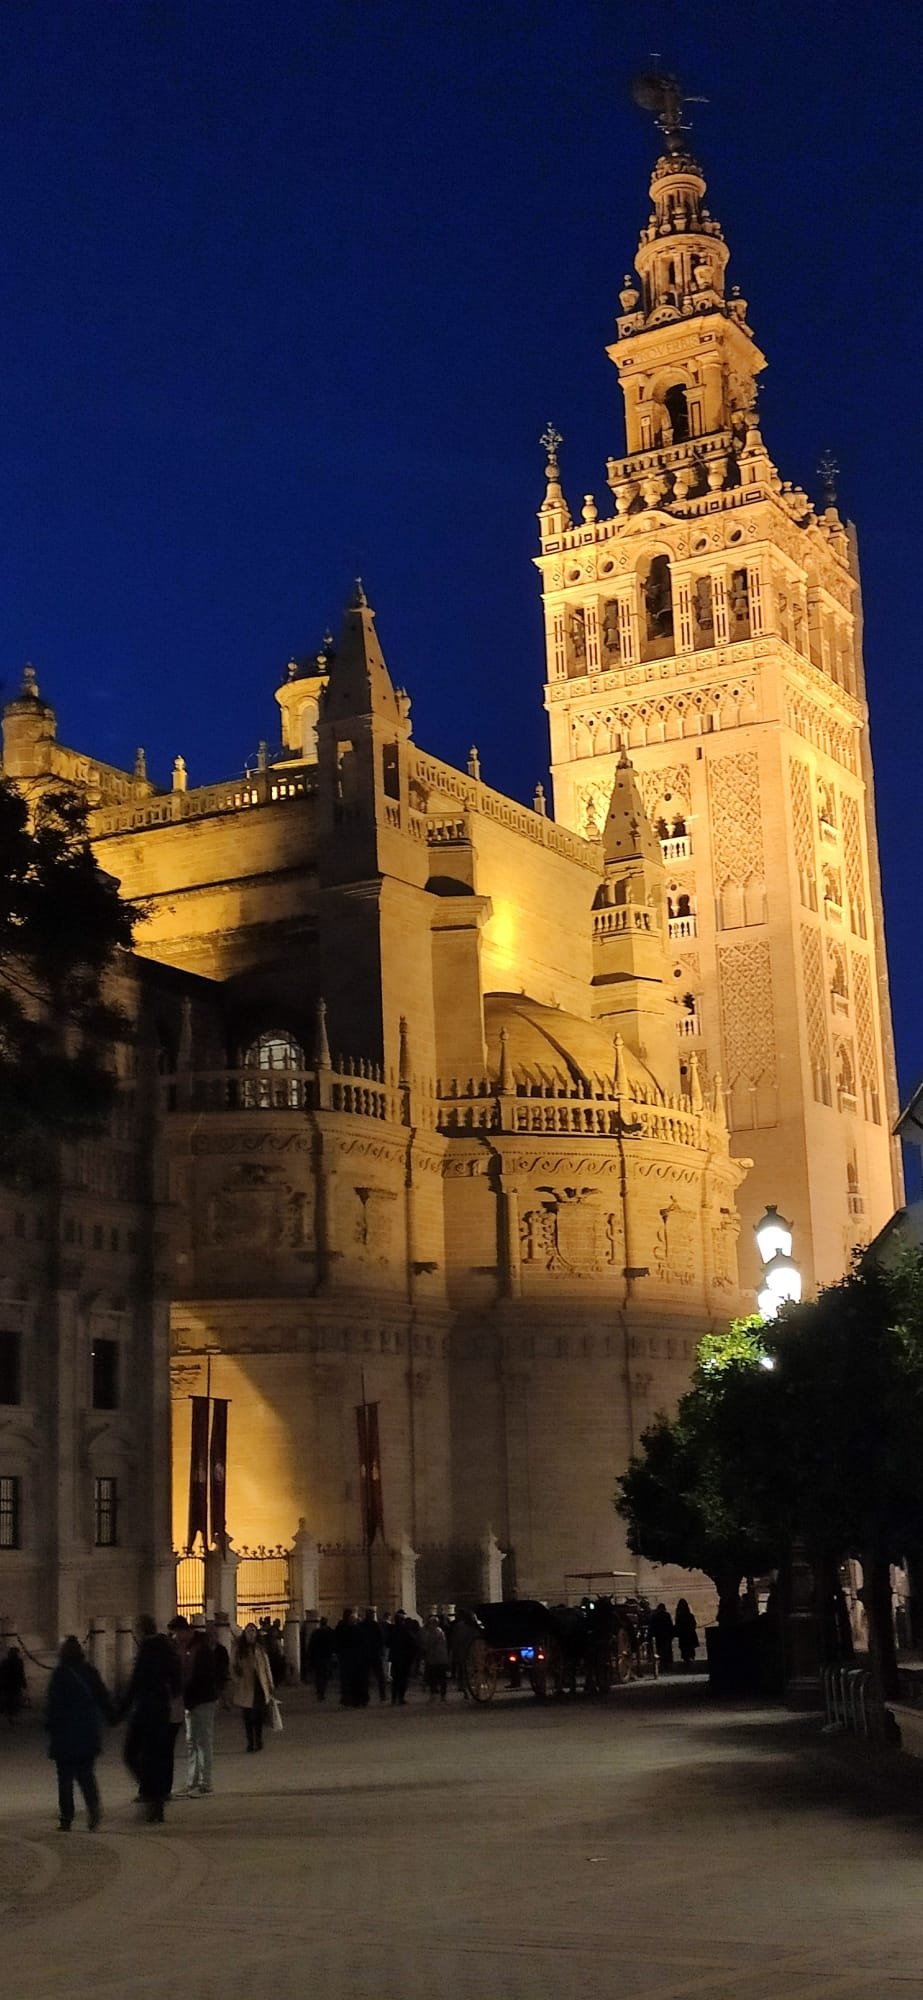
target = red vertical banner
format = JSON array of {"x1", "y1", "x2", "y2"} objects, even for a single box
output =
[
  {"x1": 356, "y1": 1400, "x2": 384, "y2": 1546},
  {"x1": 209, "y1": 1399, "x2": 229, "y2": 1553},
  {"x1": 187, "y1": 1396, "x2": 209, "y2": 1552}
]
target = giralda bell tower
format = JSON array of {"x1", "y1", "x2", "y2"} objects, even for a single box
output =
[{"x1": 537, "y1": 77, "x2": 902, "y2": 1293}]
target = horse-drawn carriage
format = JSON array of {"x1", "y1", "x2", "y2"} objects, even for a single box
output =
[{"x1": 464, "y1": 1591, "x2": 651, "y2": 1704}]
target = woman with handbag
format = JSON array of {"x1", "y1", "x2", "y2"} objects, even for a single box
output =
[{"x1": 231, "y1": 1623, "x2": 275, "y2": 1751}]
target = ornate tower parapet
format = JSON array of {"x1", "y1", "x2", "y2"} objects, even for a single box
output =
[
  {"x1": 274, "y1": 635, "x2": 332, "y2": 763},
  {"x1": 1, "y1": 665, "x2": 58, "y2": 780}
]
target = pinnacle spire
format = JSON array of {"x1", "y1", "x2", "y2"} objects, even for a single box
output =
[
  {"x1": 601, "y1": 750, "x2": 663, "y2": 868},
  {"x1": 324, "y1": 584, "x2": 401, "y2": 723}
]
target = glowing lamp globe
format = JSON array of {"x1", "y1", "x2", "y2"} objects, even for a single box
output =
[
  {"x1": 754, "y1": 1203, "x2": 793, "y2": 1267},
  {"x1": 762, "y1": 1249, "x2": 802, "y2": 1305}
]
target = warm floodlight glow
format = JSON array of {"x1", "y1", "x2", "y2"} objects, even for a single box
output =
[
  {"x1": 758, "y1": 1352, "x2": 776, "y2": 1370},
  {"x1": 754, "y1": 1203, "x2": 794, "y2": 1266}
]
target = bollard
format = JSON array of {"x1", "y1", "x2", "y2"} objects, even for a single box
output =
[
  {"x1": 115, "y1": 1621, "x2": 136, "y2": 1695},
  {"x1": 283, "y1": 1615, "x2": 301, "y2": 1685}
]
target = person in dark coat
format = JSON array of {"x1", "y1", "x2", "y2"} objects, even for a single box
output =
[
  {"x1": 0, "y1": 1643, "x2": 27, "y2": 1723},
  {"x1": 122, "y1": 1615, "x2": 183, "y2": 1822},
  {"x1": 334, "y1": 1609, "x2": 368, "y2": 1708},
  {"x1": 361, "y1": 1609, "x2": 387, "y2": 1703},
  {"x1": 674, "y1": 1598, "x2": 699, "y2": 1668},
  {"x1": 45, "y1": 1636, "x2": 113, "y2": 1831},
  {"x1": 387, "y1": 1610, "x2": 419, "y2": 1706},
  {"x1": 650, "y1": 1602, "x2": 675, "y2": 1672},
  {"x1": 306, "y1": 1617, "x2": 335, "y2": 1701}
]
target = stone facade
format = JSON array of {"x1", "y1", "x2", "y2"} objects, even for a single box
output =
[{"x1": 0, "y1": 113, "x2": 899, "y2": 1642}]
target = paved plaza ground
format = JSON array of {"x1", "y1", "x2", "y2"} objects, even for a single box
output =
[{"x1": 2, "y1": 1675, "x2": 923, "y2": 1999}]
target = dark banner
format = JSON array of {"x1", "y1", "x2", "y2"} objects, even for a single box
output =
[
  {"x1": 209, "y1": 1398, "x2": 229, "y2": 1553},
  {"x1": 187, "y1": 1396, "x2": 209, "y2": 1552},
  {"x1": 356, "y1": 1400, "x2": 384, "y2": 1546}
]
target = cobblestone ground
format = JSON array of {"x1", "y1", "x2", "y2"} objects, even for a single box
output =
[{"x1": 2, "y1": 1677, "x2": 923, "y2": 1999}]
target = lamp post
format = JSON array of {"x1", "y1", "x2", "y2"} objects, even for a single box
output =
[
  {"x1": 753, "y1": 1205, "x2": 819, "y2": 1701},
  {"x1": 754, "y1": 1204, "x2": 801, "y2": 1320}
]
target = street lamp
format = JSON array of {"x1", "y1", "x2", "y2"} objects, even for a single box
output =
[
  {"x1": 754, "y1": 1203, "x2": 793, "y2": 1266},
  {"x1": 754, "y1": 1204, "x2": 801, "y2": 1321}
]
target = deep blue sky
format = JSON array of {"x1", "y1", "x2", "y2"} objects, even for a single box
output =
[{"x1": 1, "y1": 2, "x2": 921, "y2": 1101}]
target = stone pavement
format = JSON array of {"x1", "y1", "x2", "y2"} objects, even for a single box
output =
[{"x1": 2, "y1": 1676, "x2": 923, "y2": 1999}]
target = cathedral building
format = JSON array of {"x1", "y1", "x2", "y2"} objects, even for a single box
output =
[{"x1": 0, "y1": 102, "x2": 900, "y2": 1645}]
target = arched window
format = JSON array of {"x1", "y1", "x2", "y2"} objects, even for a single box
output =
[
  {"x1": 728, "y1": 569, "x2": 751, "y2": 640},
  {"x1": 663, "y1": 384, "x2": 690, "y2": 444},
  {"x1": 693, "y1": 576, "x2": 714, "y2": 649},
  {"x1": 641, "y1": 555, "x2": 674, "y2": 656},
  {"x1": 243, "y1": 1031, "x2": 306, "y2": 1109}
]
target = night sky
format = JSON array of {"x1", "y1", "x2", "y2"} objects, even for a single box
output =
[{"x1": 1, "y1": 3, "x2": 920, "y2": 1109}]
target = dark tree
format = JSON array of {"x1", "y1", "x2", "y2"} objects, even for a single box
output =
[
  {"x1": 0, "y1": 778, "x2": 140, "y2": 1178},
  {"x1": 617, "y1": 1318, "x2": 780, "y2": 1624}
]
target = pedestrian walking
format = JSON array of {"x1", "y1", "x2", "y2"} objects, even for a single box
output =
[
  {"x1": 0, "y1": 1643, "x2": 27, "y2": 1723},
  {"x1": 650, "y1": 1602, "x2": 675, "y2": 1673},
  {"x1": 306, "y1": 1617, "x2": 335, "y2": 1701},
  {"x1": 334, "y1": 1609, "x2": 368, "y2": 1708},
  {"x1": 674, "y1": 1598, "x2": 699, "y2": 1669},
  {"x1": 183, "y1": 1624, "x2": 222, "y2": 1795},
  {"x1": 420, "y1": 1613, "x2": 450, "y2": 1701},
  {"x1": 361, "y1": 1608, "x2": 387, "y2": 1702},
  {"x1": 387, "y1": 1610, "x2": 418, "y2": 1706},
  {"x1": 122, "y1": 1615, "x2": 184, "y2": 1823},
  {"x1": 231, "y1": 1623, "x2": 274, "y2": 1750},
  {"x1": 45, "y1": 1636, "x2": 113, "y2": 1831}
]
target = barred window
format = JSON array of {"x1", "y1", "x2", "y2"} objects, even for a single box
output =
[
  {"x1": 94, "y1": 1477, "x2": 118, "y2": 1549},
  {"x1": 0, "y1": 1475, "x2": 21, "y2": 1549},
  {"x1": 0, "y1": 1332, "x2": 22, "y2": 1406}
]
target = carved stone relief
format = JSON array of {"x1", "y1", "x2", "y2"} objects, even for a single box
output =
[
  {"x1": 518, "y1": 1187, "x2": 622, "y2": 1277},
  {"x1": 653, "y1": 1199, "x2": 696, "y2": 1286},
  {"x1": 352, "y1": 1186, "x2": 398, "y2": 1265},
  {"x1": 205, "y1": 1163, "x2": 312, "y2": 1251}
]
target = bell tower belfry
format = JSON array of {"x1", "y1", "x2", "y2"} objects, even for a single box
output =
[{"x1": 537, "y1": 75, "x2": 902, "y2": 1292}]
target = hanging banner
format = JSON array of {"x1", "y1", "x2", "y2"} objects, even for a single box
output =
[
  {"x1": 356, "y1": 1400, "x2": 385, "y2": 1546},
  {"x1": 209, "y1": 1398, "x2": 229, "y2": 1553},
  {"x1": 187, "y1": 1396, "x2": 209, "y2": 1551}
]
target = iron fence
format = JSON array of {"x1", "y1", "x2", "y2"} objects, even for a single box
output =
[{"x1": 237, "y1": 1548, "x2": 291, "y2": 1620}]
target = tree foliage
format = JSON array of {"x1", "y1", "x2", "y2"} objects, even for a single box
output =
[
  {"x1": 616, "y1": 1258, "x2": 923, "y2": 1677},
  {"x1": 0, "y1": 777, "x2": 139, "y2": 1175}
]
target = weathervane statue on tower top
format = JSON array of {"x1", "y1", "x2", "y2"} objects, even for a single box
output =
[
  {"x1": 630, "y1": 67, "x2": 706, "y2": 155},
  {"x1": 539, "y1": 422, "x2": 563, "y2": 474}
]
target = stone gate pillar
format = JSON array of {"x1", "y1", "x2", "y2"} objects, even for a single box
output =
[
  {"x1": 390, "y1": 1533, "x2": 419, "y2": 1618},
  {"x1": 289, "y1": 1518, "x2": 320, "y2": 1619},
  {"x1": 204, "y1": 1540, "x2": 239, "y2": 1623},
  {"x1": 480, "y1": 1528, "x2": 507, "y2": 1603}
]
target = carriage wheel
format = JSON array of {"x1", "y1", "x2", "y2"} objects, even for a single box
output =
[
  {"x1": 466, "y1": 1640, "x2": 499, "y2": 1704},
  {"x1": 613, "y1": 1624, "x2": 635, "y2": 1685}
]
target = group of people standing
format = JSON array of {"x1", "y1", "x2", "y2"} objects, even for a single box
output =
[
  {"x1": 39, "y1": 1613, "x2": 283, "y2": 1832},
  {"x1": 649, "y1": 1599, "x2": 700, "y2": 1672},
  {"x1": 305, "y1": 1607, "x2": 465, "y2": 1707}
]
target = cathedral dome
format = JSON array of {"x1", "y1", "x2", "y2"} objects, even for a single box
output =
[{"x1": 483, "y1": 992, "x2": 660, "y2": 1095}]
